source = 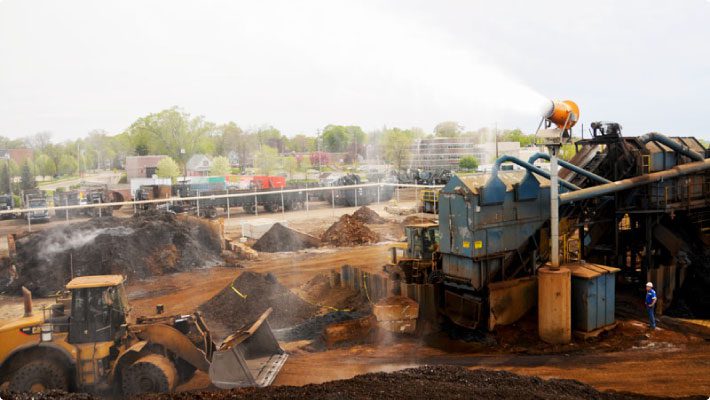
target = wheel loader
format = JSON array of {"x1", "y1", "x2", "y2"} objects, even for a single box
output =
[{"x1": 0, "y1": 275, "x2": 287, "y2": 395}]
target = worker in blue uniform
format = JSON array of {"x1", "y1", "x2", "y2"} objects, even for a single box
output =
[{"x1": 645, "y1": 282, "x2": 657, "y2": 329}]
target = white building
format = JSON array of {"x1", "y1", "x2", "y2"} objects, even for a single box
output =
[{"x1": 409, "y1": 138, "x2": 521, "y2": 170}]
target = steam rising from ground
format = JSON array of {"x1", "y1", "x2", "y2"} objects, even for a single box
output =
[{"x1": 38, "y1": 226, "x2": 134, "y2": 261}]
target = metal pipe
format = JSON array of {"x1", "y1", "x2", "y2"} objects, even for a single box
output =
[
  {"x1": 528, "y1": 153, "x2": 611, "y2": 184},
  {"x1": 490, "y1": 155, "x2": 580, "y2": 191},
  {"x1": 550, "y1": 153, "x2": 560, "y2": 269},
  {"x1": 22, "y1": 286, "x2": 33, "y2": 317},
  {"x1": 560, "y1": 158, "x2": 710, "y2": 204},
  {"x1": 639, "y1": 132, "x2": 704, "y2": 162}
]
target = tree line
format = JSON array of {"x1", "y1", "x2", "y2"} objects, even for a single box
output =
[{"x1": 0, "y1": 106, "x2": 539, "y2": 193}]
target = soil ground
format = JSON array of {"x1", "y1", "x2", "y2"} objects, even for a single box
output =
[{"x1": 0, "y1": 196, "x2": 708, "y2": 398}]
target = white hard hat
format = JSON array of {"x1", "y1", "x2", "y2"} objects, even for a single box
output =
[{"x1": 646, "y1": 282, "x2": 653, "y2": 288}]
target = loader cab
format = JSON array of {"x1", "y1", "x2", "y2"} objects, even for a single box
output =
[
  {"x1": 66, "y1": 275, "x2": 130, "y2": 344},
  {"x1": 404, "y1": 223, "x2": 439, "y2": 260}
]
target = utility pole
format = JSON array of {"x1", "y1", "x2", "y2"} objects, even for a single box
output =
[
  {"x1": 495, "y1": 122, "x2": 499, "y2": 159},
  {"x1": 77, "y1": 143, "x2": 81, "y2": 178},
  {"x1": 316, "y1": 129, "x2": 322, "y2": 175}
]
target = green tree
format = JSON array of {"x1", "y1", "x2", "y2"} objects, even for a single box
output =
[
  {"x1": 255, "y1": 146, "x2": 279, "y2": 175},
  {"x1": 29, "y1": 131, "x2": 52, "y2": 153},
  {"x1": 0, "y1": 165, "x2": 10, "y2": 194},
  {"x1": 322, "y1": 125, "x2": 349, "y2": 152},
  {"x1": 57, "y1": 155, "x2": 78, "y2": 176},
  {"x1": 215, "y1": 122, "x2": 258, "y2": 169},
  {"x1": 287, "y1": 134, "x2": 316, "y2": 153},
  {"x1": 210, "y1": 156, "x2": 231, "y2": 176},
  {"x1": 214, "y1": 122, "x2": 243, "y2": 156},
  {"x1": 560, "y1": 143, "x2": 576, "y2": 161},
  {"x1": 296, "y1": 154, "x2": 311, "y2": 171},
  {"x1": 156, "y1": 157, "x2": 181, "y2": 181},
  {"x1": 135, "y1": 143, "x2": 149, "y2": 156},
  {"x1": 256, "y1": 126, "x2": 285, "y2": 153},
  {"x1": 282, "y1": 156, "x2": 297, "y2": 178},
  {"x1": 20, "y1": 160, "x2": 36, "y2": 190},
  {"x1": 34, "y1": 154, "x2": 57, "y2": 177},
  {"x1": 458, "y1": 155, "x2": 479, "y2": 171},
  {"x1": 7, "y1": 159, "x2": 19, "y2": 178},
  {"x1": 127, "y1": 107, "x2": 215, "y2": 173},
  {"x1": 434, "y1": 121, "x2": 463, "y2": 138},
  {"x1": 383, "y1": 128, "x2": 414, "y2": 171},
  {"x1": 0, "y1": 135, "x2": 28, "y2": 149},
  {"x1": 500, "y1": 128, "x2": 535, "y2": 147},
  {"x1": 322, "y1": 125, "x2": 366, "y2": 157}
]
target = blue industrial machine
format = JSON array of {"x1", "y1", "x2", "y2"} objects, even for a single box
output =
[
  {"x1": 386, "y1": 103, "x2": 710, "y2": 332},
  {"x1": 410, "y1": 124, "x2": 709, "y2": 331},
  {"x1": 438, "y1": 170, "x2": 558, "y2": 329}
]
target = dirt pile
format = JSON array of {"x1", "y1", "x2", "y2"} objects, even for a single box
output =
[
  {"x1": 297, "y1": 273, "x2": 369, "y2": 312},
  {"x1": 271, "y1": 274, "x2": 372, "y2": 343},
  {"x1": 321, "y1": 214, "x2": 379, "y2": 246},
  {"x1": 125, "y1": 366, "x2": 694, "y2": 400},
  {"x1": 198, "y1": 271, "x2": 318, "y2": 331},
  {"x1": 352, "y1": 206, "x2": 386, "y2": 224},
  {"x1": 252, "y1": 223, "x2": 320, "y2": 253},
  {"x1": 2, "y1": 213, "x2": 223, "y2": 296}
]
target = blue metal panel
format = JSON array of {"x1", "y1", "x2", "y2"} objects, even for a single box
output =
[
  {"x1": 570, "y1": 266, "x2": 618, "y2": 332},
  {"x1": 572, "y1": 278, "x2": 594, "y2": 331},
  {"x1": 595, "y1": 276, "x2": 606, "y2": 328},
  {"x1": 604, "y1": 273, "x2": 616, "y2": 326},
  {"x1": 515, "y1": 172, "x2": 540, "y2": 201},
  {"x1": 480, "y1": 176, "x2": 506, "y2": 205},
  {"x1": 442, "y1": 254, "x2": 481, "y2": 289}
]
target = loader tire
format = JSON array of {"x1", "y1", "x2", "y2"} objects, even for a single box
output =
[
  {"x1": 122, "y1": 354, "x2": 177, "y2": 395},
  {"x1": 9, "y1": 359, "x2": 69, "y2": 392}
]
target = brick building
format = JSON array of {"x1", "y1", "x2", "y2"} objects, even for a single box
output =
[{"x1": 125, "y1": 155, "x2": 167, "y2": 180}]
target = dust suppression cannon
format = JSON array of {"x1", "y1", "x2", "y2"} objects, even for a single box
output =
[{"x1": 537, "y1": 99, "x2": 579, "y2": 145}]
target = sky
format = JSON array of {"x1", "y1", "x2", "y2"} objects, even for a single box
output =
[{"x1": 0, "y1": 0, "x2": 708, "y2": 141}]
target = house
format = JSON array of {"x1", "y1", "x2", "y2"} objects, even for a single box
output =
[
  {"x1": 125, "y1": 155, "x2": 167, "y2": 180},
  {"x1": 227, "y1": 151, "x2": 240, "y2": 167},
  {"x1": 186, "y1": 154, "x2": 212, "y2": 177},
  {"x1": 0, "y1": 148, "x2": 34, "y2": 166}
]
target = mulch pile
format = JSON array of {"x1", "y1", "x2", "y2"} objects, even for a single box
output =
[
  {"x1": 5, "y1": 365, "x2": 697, "y2": 399},
  {"x1": 271, "y1": 273, "x2": 370, "y2": 342},
  {"x1": 159, "y1": 365, "x2": 707, "y2": 399},
  {"x1": 251, "y1": 223, "x2": 321, "y2": 253},
  {"x1": 198, "y1": 271, "x2": 318, "y2": 330},
  {"x1": 352, "y1": 206, "x2": 386, "y2": 224},
  {"x1": 155, "y1": 366, "x2": 704, "y2": 399},
  {"x1": 0, "y1": 213, "x2": 223, "y2": 296},
  {"x1": 321, "y1": 214, "x2": 379, "y2": 246}
]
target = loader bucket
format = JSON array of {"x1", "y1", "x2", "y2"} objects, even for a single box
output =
[{"x1": 208, "y1": 308, "x2": 288, "y2": 388}]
